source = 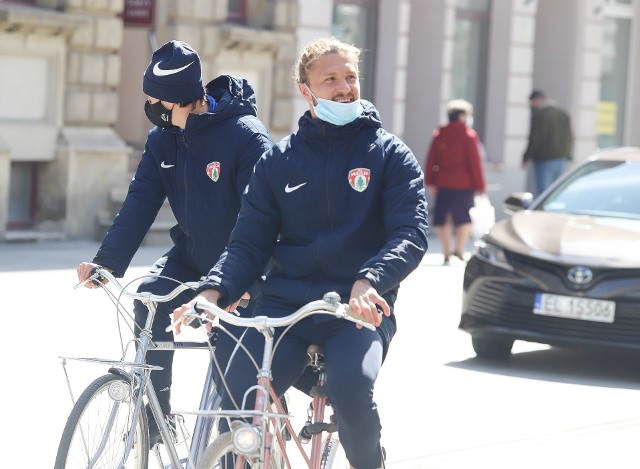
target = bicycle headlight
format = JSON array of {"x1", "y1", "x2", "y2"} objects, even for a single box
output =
[
  {"x1": 233, "y1": 424, "x2": 261, "y2": 454},
  {"x1": 108, "y1": 380, "x2": 130, "y2": 401}
]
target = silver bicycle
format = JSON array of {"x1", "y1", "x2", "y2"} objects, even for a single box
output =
[{"x1": 54, "y1": 268, "x2": 226, "y2": 469}]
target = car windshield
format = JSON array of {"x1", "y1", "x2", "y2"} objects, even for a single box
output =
[{"x1": 537, "y1": 159, "x2": 640, "y2": 220}]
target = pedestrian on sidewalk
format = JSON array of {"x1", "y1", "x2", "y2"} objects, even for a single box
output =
[
  {"x1": 76, "y1": 40, "x2": 272, "y2": 443},
  {"x1": 424, "y1": 99, "x2": 486, "y2": 265},
  {"x1": 522, "y1": 89, "x2": 573, "y2": 196}
]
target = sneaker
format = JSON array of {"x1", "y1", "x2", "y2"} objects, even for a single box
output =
[{"x1": 443, "y1": 255, "x2": 450, "y2": 265}]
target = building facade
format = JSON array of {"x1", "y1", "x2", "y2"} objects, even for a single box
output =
[{"x1": 1, "y1": 0, "x2": 639, "y2": 241}]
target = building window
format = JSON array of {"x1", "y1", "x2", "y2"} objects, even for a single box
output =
[
  {"x1": 227, "y1": 0, "x2": 247, "y2": 24},
  {"x1": 331, "y1": 0, "x2": 378, "y2": 100},
  {"x1": 452, "y1": 0, "x2": 491, "y2": 140},
  {"x1": 597, "y1": 1, "x2": 633, "y2": 149},
  {"x1": 8, "y1": 162, "x2": 37, "y2": 230}
]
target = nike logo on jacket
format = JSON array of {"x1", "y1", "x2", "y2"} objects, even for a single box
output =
[{"x1": 285, "y1": 182, "x2": 307, "y2": 193}]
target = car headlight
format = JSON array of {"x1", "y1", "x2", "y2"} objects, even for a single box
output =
[{"x1": 473, "y1": 240, "x2": 513, "y2": 271}]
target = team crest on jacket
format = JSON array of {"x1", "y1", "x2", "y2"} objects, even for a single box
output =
[
  {"x1": 206, "y1": 162, "x2": 220, "y2": 182},
  {"x1": 348, "y1": 168, "x2": 370, "y2": 192}
]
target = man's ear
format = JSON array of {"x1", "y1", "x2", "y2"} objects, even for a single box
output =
[{"x1": 298, "y1": 83, "x2": 315, "y2": 106}]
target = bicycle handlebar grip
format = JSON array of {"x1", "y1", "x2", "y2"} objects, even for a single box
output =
[{"x1": 89, "y1": 267, "x2": 106, "y2": 287}]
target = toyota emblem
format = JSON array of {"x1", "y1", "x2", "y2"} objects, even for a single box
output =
[{"x1": 567, "y1": 266, "x2": 593, "y2": 285}]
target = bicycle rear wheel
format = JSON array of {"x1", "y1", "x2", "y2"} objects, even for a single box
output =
[
  {"x1": 320, "y1": 436, "x2": 349, "y2": 468},
  {"x1": 54, "y1": 372, "x2": 149, "y2": 469}
]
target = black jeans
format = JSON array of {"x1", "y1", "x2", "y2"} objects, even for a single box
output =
[{"x1": 133, "y1": 252, "x2": 203, "y2": 415}]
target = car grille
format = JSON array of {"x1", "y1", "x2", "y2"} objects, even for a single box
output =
[
  {"x1": 467, "y1": 280, "x2": 640, "y2": 344},
  {"x1": 507, "y1": 251, "x2": 639, "y2": 291}
]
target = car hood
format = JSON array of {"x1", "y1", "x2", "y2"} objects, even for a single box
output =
[{"x1": 487, "y1": 211, "x2": 640, "y2": 268}]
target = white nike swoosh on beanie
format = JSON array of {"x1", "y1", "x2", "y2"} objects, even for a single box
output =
[{"x1": 153, "y1": 61, "x2": 194, "y2": 77}]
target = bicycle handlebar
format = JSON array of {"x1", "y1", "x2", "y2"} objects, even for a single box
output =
[
  {"x1": 82, "y1": 268, "x2": 378, "y2": 332},
  {"x1": 76, "y1": 267, "x2": 200, "y2": 304},
  {"x1": 180, "y1": 292, "x2": 377, "y2": 332}
]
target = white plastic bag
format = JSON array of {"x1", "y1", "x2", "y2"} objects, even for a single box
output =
[{"x1": 469, "y1": 194, "x2": 495, "y2": 240}]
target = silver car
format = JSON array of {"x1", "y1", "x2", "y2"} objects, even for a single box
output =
[{"x1": 460, "y1": 146, "x2": 640, "y2": 358}]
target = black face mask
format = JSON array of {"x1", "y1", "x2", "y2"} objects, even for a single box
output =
[{"x1": 144, "y1": 100, "x2": 174, "y2": 128}]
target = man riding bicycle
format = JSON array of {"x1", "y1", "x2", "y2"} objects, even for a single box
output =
[{"x1": 175, "y1": 36, "x2": 428, "y2": 469}]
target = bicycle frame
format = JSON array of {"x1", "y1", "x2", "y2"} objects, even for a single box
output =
[
  {"x1": 267, "y1": 357, "x2": 332, "y2": 469},
  {"x1": 59, "y1": 269, "x2": 223, "y2": 469},
  {"x1": 201, "y1": 327, "x2": 340, "y2": 468}
]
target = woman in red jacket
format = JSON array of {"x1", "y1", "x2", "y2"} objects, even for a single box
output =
[{"x1": 425, "y1": 99, "x2": 486, "y2": 264}]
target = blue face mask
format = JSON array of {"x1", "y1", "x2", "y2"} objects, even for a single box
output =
[
  {"x1": 305, "y1": 85, "x2": 364, "y2": 126},
  {"x1": 467, "y1": 116, "x2": 474, "y2": 128}
]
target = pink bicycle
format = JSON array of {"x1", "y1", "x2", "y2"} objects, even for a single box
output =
[{"x1": 174, "y1": 292, "x2": 376, "y2": 469}]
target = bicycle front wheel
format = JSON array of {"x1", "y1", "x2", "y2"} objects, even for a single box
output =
[
  {"x1": 320, "y1": 436, "x2": 349, "y2": 469},
  {"x1": 196, "y1": 430, "x2": 285, "y2": 469},
  {"x1": 54, "y1": 372, "x2": 149, "y2": 469}
]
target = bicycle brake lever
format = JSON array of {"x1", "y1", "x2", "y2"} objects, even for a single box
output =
[{"x1": 73, "y1": 269, "x2": 105, "y2": 290}]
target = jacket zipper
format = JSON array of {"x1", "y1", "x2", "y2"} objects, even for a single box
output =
[{"x1": 181, "y1": 134, "x2": 190, "y2": 237}]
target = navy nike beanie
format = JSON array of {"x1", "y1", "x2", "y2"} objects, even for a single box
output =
[{"x1": 143, "y1": 40, "x2": 203, "y2": 103}]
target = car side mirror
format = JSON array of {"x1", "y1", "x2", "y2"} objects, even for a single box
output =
[{"x1": 503, "y1": 192, "x2": 533, "y2": 214}]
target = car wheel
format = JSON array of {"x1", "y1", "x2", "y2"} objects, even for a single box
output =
[{"x1": 471, "y1": 336, "x2": 514, "y2": 359}]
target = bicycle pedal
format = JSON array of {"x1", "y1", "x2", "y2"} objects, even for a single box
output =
[{"x1": 172, "y1": 414, "x2": 190, "y2": 445}]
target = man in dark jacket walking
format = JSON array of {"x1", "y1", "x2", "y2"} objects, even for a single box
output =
[
  {"x1": 76, "y1": 40, "x2": 272, "y2": 443},
  {"x1": 175, "y1": 36, "x2": 428, "y2": 469},
  {"x1": 523, "y1": 89, "x2": 573, "y2": 195}
]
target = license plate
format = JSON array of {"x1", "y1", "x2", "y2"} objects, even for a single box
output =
[{"x1": 533, "y1": 293, "x2": 615, "y2": 323}]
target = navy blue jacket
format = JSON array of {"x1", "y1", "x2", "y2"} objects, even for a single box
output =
[
  {"x1": 200, "y1": 100, "x2": 429, "y2": 312},
  {"x1": 94, "y1": 75, "x2": 272, "y2": 276}
]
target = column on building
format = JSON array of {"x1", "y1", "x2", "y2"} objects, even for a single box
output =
[
  {"x1": 484, "y1": 0, "x2": 538, "y2": 199},
  {"x1": 287, "y1": 1, "x2": 334, "y2": 131},
  {"x1": 628, "y1": 1, "x2": 640, "y2": 147},
  {"x1": 403, "y1": 0, "x2": 446, "y2": 166},
  {"x1": 0, "y1": 138, "x2": 8, "y2": 239}
]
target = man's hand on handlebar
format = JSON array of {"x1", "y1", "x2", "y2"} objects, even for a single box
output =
[
  {"x1": 77, "y1": 262, "x2": 112, "y2": 289},
  {"x1": 349, "y1": 278, "x2": 390, "y2": 329},
  {"x1": 172, "y1": 289, "x2": 247, "y2": 335}
]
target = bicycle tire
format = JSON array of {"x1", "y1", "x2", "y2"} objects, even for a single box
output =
[
  {"x1": 196, "y1": 429, "x2": 285, "y2": 469},
  {"x1": 320, "y1": 436, "x2": 349, "y2": 469},
  {"x1": 54, "y1": 372, "x2": 149, "y2": 469}
]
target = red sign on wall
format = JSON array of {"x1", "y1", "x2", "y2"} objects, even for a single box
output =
[{"x1": 123, "y1": 0, "x2": 155, "y2": 26}]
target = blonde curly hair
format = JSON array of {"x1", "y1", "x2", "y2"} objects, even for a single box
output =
[{"x1": 293, "y1": 36, "x2": 361, "y2": 85}]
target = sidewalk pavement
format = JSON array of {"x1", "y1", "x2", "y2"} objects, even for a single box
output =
[{"x1": 0, "y1": 233, "x2": 469, "y2": 272}]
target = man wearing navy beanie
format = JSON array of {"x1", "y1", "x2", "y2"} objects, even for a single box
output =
[
  {"x1": 143, "y1": 40, "x2": 204, "y2": 104},
  {"x1": 76, "y1": 40, "x2": 273, "y2": 446}
]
